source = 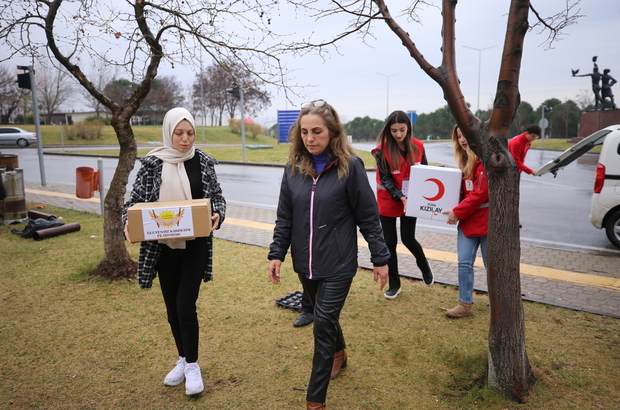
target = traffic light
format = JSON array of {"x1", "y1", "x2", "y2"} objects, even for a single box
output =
[
  {"x1": 226, "y1": 87, "x2": 240, "y2": 99},
  {"x1": 17, "y1": 73, "x2": 31, "y2": 89}
]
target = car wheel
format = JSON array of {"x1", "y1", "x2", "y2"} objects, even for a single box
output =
[
  {"x1": 16, "y1": 138, "x2": 30, "y2": 147},
  {"x1": 604, "y1": 210, "x2": 620, "y2": 249}
]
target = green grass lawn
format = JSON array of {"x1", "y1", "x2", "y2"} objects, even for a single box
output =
[
  {"x1": 15, "y1": 124, "x2": 596, "y2": 161},
  {"x1": 1, "y1": 203, "x2": 618, "y2": 409},
  {"x1": 62, "y1": 144, "x2": 377, "y2": 167},
  {"x1": 16, "y1": 124, "x2": 277, "y2": 146}
]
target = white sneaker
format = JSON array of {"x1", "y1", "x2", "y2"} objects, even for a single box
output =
[
  {"x1": 384, "y1": 288, "x2": 402, "y2": 300},
  {"x1": 184, "y1": 363, "x2": 204, "y2": 395},
  {"x1": 163, "y1": 357, "x2": 186, "y2": 386}
]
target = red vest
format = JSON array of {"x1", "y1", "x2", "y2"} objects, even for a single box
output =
[
  {"x1": 375, "y1": 138, "x2": 425, "y2": 218},
  {"x1": 453, "y1": 160, "x2": 489, "y2": 237}
]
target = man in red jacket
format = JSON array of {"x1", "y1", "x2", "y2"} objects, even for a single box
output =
[{"x1": 508, "y1": 124, "x2": 541, "y2": 176}]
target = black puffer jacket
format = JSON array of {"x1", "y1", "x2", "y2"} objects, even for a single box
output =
[{"x1": 268, "y1": 156, "x2": 390, "y2": 280}]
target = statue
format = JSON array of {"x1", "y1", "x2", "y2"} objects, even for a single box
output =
[
  {"x1": 601, "y1": 69, "x2": 617, "y2": 110},
  {"x1": 572, "y1": 56, "x2": 603, "y2": 110}
]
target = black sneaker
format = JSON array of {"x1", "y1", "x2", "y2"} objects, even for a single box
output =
[
  {"x1": 384, "y1": 288, "x2": 401, "y2": 300},
  {"x1": 293, "y1": 312, "x2": 314, "y2": 327},
  {"x1": 421, "y1": 261, "x2": 434, "y2": 286}
]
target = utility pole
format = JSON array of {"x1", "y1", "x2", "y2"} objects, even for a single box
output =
[{"x1": 17, "y1": 65, "x2": 46, "y2": 185}]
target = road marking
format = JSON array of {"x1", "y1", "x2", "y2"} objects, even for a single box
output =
[
  {"x1": 519, "y1": 236, "x2": 620, "y2": 255},
  {"x1": 26, "y1": 188, "x2": 101, "y2": 203}
]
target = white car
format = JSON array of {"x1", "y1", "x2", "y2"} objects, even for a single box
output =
[
  {"x1": 0, "y1": 127, "x2": 38, "y2": 147},
  {"x1": 537, "y1": 124, "x2": 620, "y2": 248}
]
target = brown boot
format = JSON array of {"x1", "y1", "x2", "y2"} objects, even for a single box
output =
[
  {"x1": 307, "y1": 401, "x2": 325, "y2": 410},
  {"x1": 331, "y1": 348, "x2": 348, "y2": 379},
  {"x1": 445, "y1": 301, "x2": 474, "y2": 318}
]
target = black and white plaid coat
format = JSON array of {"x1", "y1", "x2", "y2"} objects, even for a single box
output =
[{"x1": 122, "y1": 150, "x2": 226, "y2": 289}]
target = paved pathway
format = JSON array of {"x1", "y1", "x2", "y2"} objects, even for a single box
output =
[{"x1": 18, "y1": 181, "x2": 620, "y2": 318}]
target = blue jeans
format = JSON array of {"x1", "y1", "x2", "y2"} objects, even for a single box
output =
[{"x1": 457, "y1": 227, "x2": 487, "y2": 304}]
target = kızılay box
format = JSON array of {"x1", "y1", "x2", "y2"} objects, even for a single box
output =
[
  {"x1": 127, "y1": 199, "x2": 211, "y2": 242},
  {"x1": 405, "y1": 165, "x2": 462, "y2": 221}
]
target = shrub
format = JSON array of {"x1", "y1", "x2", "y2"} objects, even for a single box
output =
[
  {"x1": 247, "y1": 123, "x2": 263, "y2": 139},
  {"x1": 63, "y1": 124, "x2": 76, "y2": 140},
  {"x1": 74, "y1": 119, "x2": 105, "y2": 140},
  {"x1": 228, "y1": 119, "x2": 262, "y2": 139},
  {"x1": 228, "y1": 118, "x2": 241, "y2": 134}
]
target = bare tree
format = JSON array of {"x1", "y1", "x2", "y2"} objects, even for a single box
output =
[
  {"x1": 575, "y1": 88, "x2": 594, "y2": 111},
  {"x1": 0, "y1": 64, "x2": 28, "y2": 124},
  {"x1": 191, "y1": 63, "x2": 272, "y2": 126},
  {"x1": 81, "y1": 59, "x2": 118, "y2": 118},
  {"x1": 193, "y1": 65, "x2": 229, "y2": 126},
  {"x1": 35, "y1": 60, "x2": 75, "y2": 124},
  {"x1": 140, "y1": 75, "x2": 185, "y2": 124},
  {"x1": 285, "y1": 0, "x2": 581, "y2": 401},
  {"x1": 0, "y1": 0, "x2": 289, "y2": 281}
]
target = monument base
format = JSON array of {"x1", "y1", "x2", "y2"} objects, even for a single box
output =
[{"x1": 578, "y1": 110, "x2": 620, "y2": 138}]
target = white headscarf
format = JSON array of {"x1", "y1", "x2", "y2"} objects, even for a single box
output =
[{"x1": 147, "y1": 107, "x2": 197, "y2": 248}]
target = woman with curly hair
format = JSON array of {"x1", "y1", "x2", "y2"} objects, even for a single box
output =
[{"x1": 268, "y1": 100, "x2": 389, "y2": 410}]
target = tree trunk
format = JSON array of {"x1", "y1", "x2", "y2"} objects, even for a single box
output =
[
  {"x1": 40, "y1": 0, "x2": 162, "y2": 281},
  {"x1": 485, "y1": 130, "x2": 536, "y2": 401},
  {"x1": 90, "y1": 115, "x2": 138, "y2": 279},
  {"x1": 483, "y1": 1, "x2": 537, "y2": 401},
  {"x1": 375, "y1": 0, "x2": 536, "y2": 401}
]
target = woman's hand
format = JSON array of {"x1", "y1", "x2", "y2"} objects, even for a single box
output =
[
  {"x1": 123, "y1": 221, "x2": 133, "y2": 243},
  {"x1": 373, "y1": 265, "x2": 388, "y2": 290},
  {"x1": 400, "y1": 196, "x2": 408, "y2": 213},
  {"x1": 210, "y1": 213, "x2": 221, "y2": 233},
  {"x1": 268, "y1": 259, "x2": 282, "y2": 284},
  {"x1": 442, "y1": 210, "x2": 459, "y2": 225}
]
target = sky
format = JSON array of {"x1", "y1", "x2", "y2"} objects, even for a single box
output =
[
  {"x1": 3, "y1": 0, "x2": 619, "y2": 128},
  {"x1": 246, "y1": 0, "x2": 620, "y2": 126}
]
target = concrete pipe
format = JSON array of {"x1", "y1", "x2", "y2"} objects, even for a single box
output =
[
  {"x1": 28, "y1": 210, "x2": 56, "y2": 220},
  {"x1": 33, "y1": 222, "x2": 81, "y2": 241}
]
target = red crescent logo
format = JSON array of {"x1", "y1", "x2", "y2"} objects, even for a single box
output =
[{"x1": 423, "y1": 178, "x2": 445, "y2": 201}]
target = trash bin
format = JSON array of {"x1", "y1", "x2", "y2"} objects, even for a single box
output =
[
  {"x1": 0, "y1": 154, "x2": 19, "y2": 169},
  {"x1": 0, "y1": 167, "x2": 27, "y2": 225},
  {"x1": 76, "y1": 167, "x2": 100, "y2": 199}
]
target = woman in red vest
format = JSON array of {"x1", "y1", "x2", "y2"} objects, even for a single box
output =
[
  {"x1": 442, "y1": 125, "x2": 489, "y2": 318},
  {"x1": 372, "y1": 110, "x2": 434, "y2": 299}
]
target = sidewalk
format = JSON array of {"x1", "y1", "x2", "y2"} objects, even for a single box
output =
[{"x1": 21, "y1": 181, "x2": 620, "y2": 319}]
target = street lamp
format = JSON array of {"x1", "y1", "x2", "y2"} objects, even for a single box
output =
[
  {"x1": 462, "y1": 45, "x2": 495, "y2": 114},
  {"x1": 376, "y1": 72, "x2": 398, "y2": 118}
]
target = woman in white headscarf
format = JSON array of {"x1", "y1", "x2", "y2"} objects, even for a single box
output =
[{"x1": 122, "y1": 107, "x2": 226, "y2": 396}]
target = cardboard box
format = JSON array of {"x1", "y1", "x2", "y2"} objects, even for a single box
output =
[
  {"x1": 405, "y1": 165, "x2": 462, "y2": 222},
  {"x1": 127, "y1": 199, "x2": 211, "y2": 242}
]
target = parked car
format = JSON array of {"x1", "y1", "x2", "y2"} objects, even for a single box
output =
[
  {"x1": 0, "y1": 127, "x2": 38, "y2": 147},
  {"x1": 537, "y1": 124, "x2": 620, "y2": 248}
]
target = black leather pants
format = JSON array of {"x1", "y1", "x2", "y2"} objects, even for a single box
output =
[{"x1": 298, "y1": 274, "x2": 353, "y2": 403}]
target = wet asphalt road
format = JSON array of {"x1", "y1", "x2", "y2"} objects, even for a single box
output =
[{"x1": 2, "y1": 142, "x2": 618, "y2": 256}]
